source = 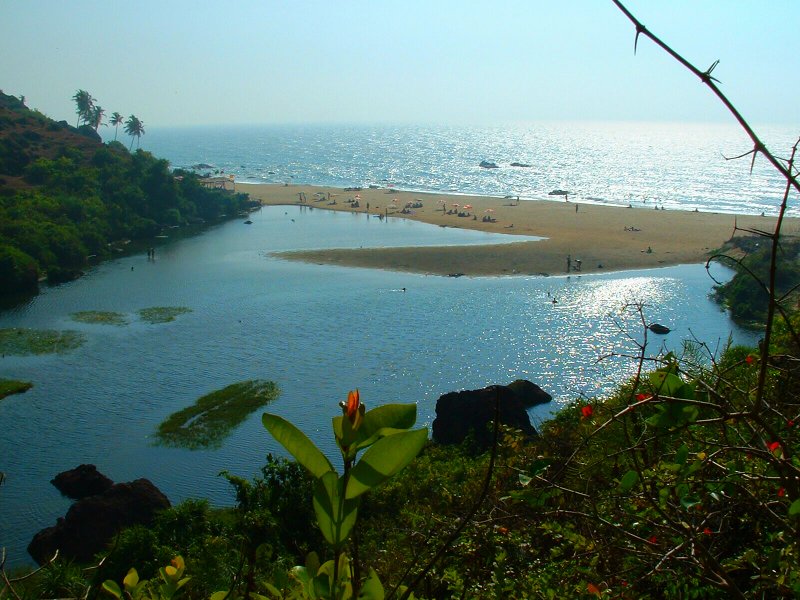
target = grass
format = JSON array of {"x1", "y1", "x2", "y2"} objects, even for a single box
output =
[
  {"x1": 138, "y1": 306, "x2": 193, "y2": 324},
  {"x1": 0, "y1": 379, "x2": 33, "y2": 400},
  {"x1": 70, "y1": 311, "x2": 128, "y2": 326},
  {"x1": 0, "y1": 328, "x2": 85, "y2": 355},
  {"x1": 155, "y1": 380, "x2": 279, "y2": 449}
]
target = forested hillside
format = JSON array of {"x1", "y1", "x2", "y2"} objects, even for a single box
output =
[{"x1": 0, "y1": 91, "x2": 255, "y2": 295}]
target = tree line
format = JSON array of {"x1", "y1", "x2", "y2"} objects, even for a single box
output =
[{"x1": 72, "y1": 89, "x2": 144, "y2": 150}]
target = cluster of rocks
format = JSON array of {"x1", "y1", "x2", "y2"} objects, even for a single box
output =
[
  {"x1": 28, "y1": 465, "x2": 170, "y2": 564},
  {"x1": 27, "y1": 379, "x2": 550, "y2": 564}
]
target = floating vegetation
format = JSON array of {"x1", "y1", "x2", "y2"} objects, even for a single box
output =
[
  {"x1": 155, "y1": 380, "x2": 279, "y2": 449},
  {"x1": 71, "y1": 311, "x2": 129, "y2": 326},
  {"x1": 0, "y1": 379, "x2": 33, "y2": 400},
  {"x1": 138, "y1": 306, "x2": 193, "y2": 324},
  {"x1": 0, "y1": 328, "x2": 85, "y2": 355}
]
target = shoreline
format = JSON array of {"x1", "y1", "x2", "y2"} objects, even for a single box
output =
[{"x1": 240, "y1": 183, "x2": 799, "y2": 277}]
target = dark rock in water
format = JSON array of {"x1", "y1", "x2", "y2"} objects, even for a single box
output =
[
  {"x1": 479, "y1": 160, "x2": 499, "y2": 169},
  {"x1": 506, "y1": 379, "x2": 552, "y2": 408},
  {"x1": 244, "y1": 220, "x2": 253, "y2": 224},
  {"x1": 432, "y1": 384, "x2": 543, "y2": 448},
  {"x1": 51, "y1": 464, "x2": 113, "y2": 500},
  {"x1": 28, "y1": 479, "x2": 170, "y2": 564},
  {"x1": 192, "y1": 163, "x2": 215, "y2": 170},
  {"x1": 649, "y1": 323, "x2": 671, "y2": 334},
  {"x1": 510, "y1": 162, "x2": 531, "y2": 168},
  {"x1": 447, "y1": 273, "x2": 465, "y2": 278}
]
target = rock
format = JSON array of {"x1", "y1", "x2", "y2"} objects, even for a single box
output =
[
  {"x1": 432, "y1": 384, "x2": 539, "y2": 448},
  {"x1": 506, "y1": 379, "x2": 552, "y2": 408},
  {"x1": 649, "y1": 323, "x2": 671, "y2": 335},
  {"x1": 28, "y1": 479, "x2": 170, "y2": 565},
  {"x1": 479, "y1": 160, "x2": 499, "y2": 169},
  {"x1": 510, "y1": 162, "x2": 531, "y2": 168},
  {"x1": 51, "y1": 464, "x2": 113, "y2": 499}
]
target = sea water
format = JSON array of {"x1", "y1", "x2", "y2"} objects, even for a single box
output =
[
  {"x1": 138, "y1": 121, "x2": 800, "y2": 216},
  {"x1": 0, "y1": 206, "x2": 758, "y2": 565}
]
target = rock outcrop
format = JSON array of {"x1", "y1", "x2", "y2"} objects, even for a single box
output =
[
  {"x1": 432, "y1": 381, "x2": 551, "y2": 448},
  {"x1": 51, "y1": 464, "x2": 113, "y2": 499},
  {"x1": 28, "y1": 476, "x2": 170, "y2": 564}
]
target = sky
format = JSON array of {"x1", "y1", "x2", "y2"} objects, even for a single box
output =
[{"x1": 1, "y1": 1, "x2": 798, "y2": 128}]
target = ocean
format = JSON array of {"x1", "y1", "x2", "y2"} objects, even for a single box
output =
[{"x1": 134, "y1": 121, "x2": 800, "y2": 216}]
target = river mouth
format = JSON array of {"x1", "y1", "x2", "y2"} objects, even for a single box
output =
[{"x1": 0, "y1": 205, "x2": 756, "y2": 567}]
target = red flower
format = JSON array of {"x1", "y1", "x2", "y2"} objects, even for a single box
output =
[
  {"x1": 767, "y1": 441, "x2": 781, "y2": 453},
  {"x1": 636, "y1": 393, "x2": 651, "y2": 401},
  {"x1": 648, "y1": 535, "x2": 658, "y2": 544},
  {"x1": 789, "y1": 420, "x2": 795, "y2": 428},
  {"x1": 778, "y1": 487, "x2": 786, "y2": 497},
  {"x1": 581, "y1": 405, "x2": 593, "y2": 420},
  {"x1": 342, "y1": 389, "x2": 364, "y2": 430},
  {"x1": 745, "y1": 355, "x2": 755, "y2": 364},
  {"x1": 702, "y1": 527, "x2": 713, "y2": 535}
]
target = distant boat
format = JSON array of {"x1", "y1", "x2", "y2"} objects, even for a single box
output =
[
  {"x1": 479, "y1": 160, "x2": 499, "y2": 169},
  {"x1": 510, "y1": 162, "x2": 531, "y2": 168}
]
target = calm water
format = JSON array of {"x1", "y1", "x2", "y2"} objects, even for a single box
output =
[
  {"x1": 0, "y1": 206, "x2": 758, "y2": 565},
  {"x1": 138, "y1": 122, "x2": 800, "y2": 216}
]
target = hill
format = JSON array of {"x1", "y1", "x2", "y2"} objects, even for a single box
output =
[{"x1": 0, "y1": 90, "x2": 256, "y2": 297}]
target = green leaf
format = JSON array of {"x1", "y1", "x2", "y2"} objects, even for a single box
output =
[
  {"x1": 358, "y1": 568, "x2": 385, "y2": 599},
  {"x1": 789, "y1": 499, "x2": 800, "y2": 516},
  {"x1": 518, "y1": 473, "x2": 533, "y2": 487},
  {"x1": 122, "y1": 568, "x2": 139, "y2": 590},
  {"x1": 675, "y1": 444, "x2": 689, "y2": 466},
  {"x1": 263, "y1": 413, "x2": 334, "y2": 479},
  {"x1": 361, "y1": 404, "x2": 417, "y2": 436},
  {"x1": 346, "y1": 428, "x2": 428, "y2": 499},
  {"x1": 680, "y1": 495, "x2": 701, "y2": 510},
  {"x1": 649, "y1": 371, "x2": 687, "y2": 397},
  {"x1": 313, "y1": 472, "x2": 359, "y2": 546},
  {"x1": 101, "y1": 581, "x2": 122, "y2": 599},
  {"x1": 619, "y1": 470, "x2": 639, "y2": 492}
]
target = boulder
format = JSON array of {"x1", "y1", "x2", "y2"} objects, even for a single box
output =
[
  {"x1": 28, "y1": 479, "x2": 170, "y2": 564},
  {"x1": 432, "y1": 384, "x2": 541, "y2": 448},
  {"x1": 648, "y1": 323, "x2": 671, "y2": 335},
  {"x1": 51, "y1": 464, "x2": 113, "y2": 499},
  {"x1": 506, "y1": 379, "x2": 552, "y2": 408}
]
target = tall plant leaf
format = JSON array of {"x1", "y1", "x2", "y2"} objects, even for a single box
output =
[{"x1": 263, "y1": 413, "x2": 334, "y2": 478}]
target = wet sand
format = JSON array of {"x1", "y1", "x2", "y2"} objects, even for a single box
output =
[{"x1": 239, "y1": 183, "x2": 798, "y2": 276}]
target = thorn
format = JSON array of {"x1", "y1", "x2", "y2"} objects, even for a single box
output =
[
  {"x1": 634, "y1": 24, "x2": 647, "y2": 55},
  {"x1": 700, "y1": 60, "x2": 721, "y2": 84}
]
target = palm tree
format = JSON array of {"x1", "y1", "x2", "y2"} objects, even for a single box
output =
[
  {"x1": 72, "y1": 90, "x2": 94, "y2": 127},
  {"x1": 124, "y1": 115, "x2": 145, "y2": 150},
  {"x1": 110, "y1": 112, "x2": 124, "y2": 141},
  {"x1": 89, "y1": 105, "x2": 105, "y2": 131}
]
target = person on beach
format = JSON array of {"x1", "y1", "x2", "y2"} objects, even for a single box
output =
[{"x1": 567, "y1": 254, "x2": 572, "y2": 272}]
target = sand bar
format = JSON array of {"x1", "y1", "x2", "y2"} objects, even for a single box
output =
[{"x1": 240, "y1": 183, "x2": 799, "y2": 277}]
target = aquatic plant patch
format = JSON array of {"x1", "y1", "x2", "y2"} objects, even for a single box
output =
[
  {"x1": 137, "y1": 306, "x2": 193, "y2": 324},
  {"x1": 70, "y1": 311, "x2": 129, "y2": 326},
  {"x1": 0, "y1": 328, "x2": 85, "y2": 355},
  {"x1": 0, "y1": 379, "x2": 33, "y2": 400},
  {"x1": 155, "y1": 380, "x2": 279, "y2": 449}
]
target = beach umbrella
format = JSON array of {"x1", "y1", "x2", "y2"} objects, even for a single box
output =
[
  {"x1": 463, "y1": 204, "x2": 473, "y2": 210},
  {"x1": 452, "y1": 203, "x2": 460, "y2": 207}
]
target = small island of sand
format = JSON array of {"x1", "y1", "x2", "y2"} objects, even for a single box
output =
[{"x1": 241, "y1": 183, "x2": 798, "y2": 277}]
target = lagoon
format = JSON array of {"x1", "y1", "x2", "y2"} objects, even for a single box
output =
[{"x1": 0, "y1": 205, "x2": 757, "y2": 566}]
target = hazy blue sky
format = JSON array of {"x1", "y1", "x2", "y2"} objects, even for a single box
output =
[{"x1": 1, "y1": 1, "x2": 797, "y2": 127}]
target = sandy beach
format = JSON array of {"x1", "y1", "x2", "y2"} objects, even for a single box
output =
[{"x1": 239, "y1": 183, "x2": 799, "y2": 277}]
